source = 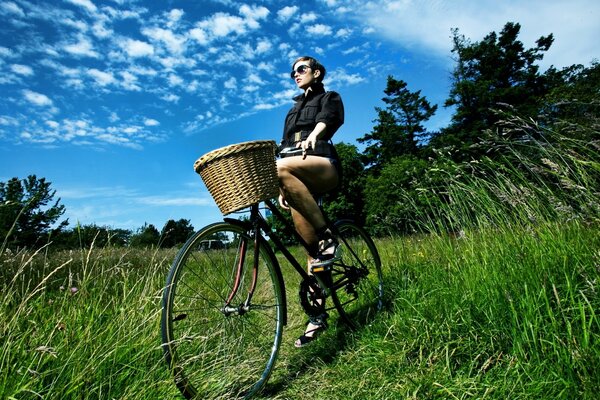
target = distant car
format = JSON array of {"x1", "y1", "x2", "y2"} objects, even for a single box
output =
[{"x1": 198, "y1": 239, "x2": 225, "y2": 250}]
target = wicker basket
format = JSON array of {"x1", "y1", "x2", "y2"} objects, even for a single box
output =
[{"x1": 194, "y1": 140, "x2": 280, "y2": 215}]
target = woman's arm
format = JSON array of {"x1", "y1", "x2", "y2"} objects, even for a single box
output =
[{"x1": 301, "y1": 121, "x2": 327, "y2": 155}]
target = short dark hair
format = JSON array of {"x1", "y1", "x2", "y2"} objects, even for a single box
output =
[{"x1": 292, "y1": 56, "x2": 326, "y2": 82}]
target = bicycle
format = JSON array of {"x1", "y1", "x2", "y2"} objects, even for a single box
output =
[{"x1": 160, "y1": 141, "x2": 384, "y2": 399}]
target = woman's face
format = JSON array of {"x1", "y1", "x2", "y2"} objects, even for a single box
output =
[{"x1": 292, "y1": 60, "x2": 320, "y2": 90}]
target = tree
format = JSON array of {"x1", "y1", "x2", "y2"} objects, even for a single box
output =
[
  {"x1": 432, "y1": 22, "x2": 554, "y2": 158},
  {"x1": 52, "y1": 224, "x2": 131, "y2": 249},
  {"x1": 322, "y1": 142, "x2": 367, "y2": 224},
  {"x1": 130, "y1": 223, "x2": 160, "y2": 248},
  {"x1": 358, "y1": 76, "x2": 437, "y2": 172},
  {"x1": 160, "y1": 219, "x2": 195, "y2": 248},
  {"x1": 363, "y1": 156, "x2": 431, "y2": 235},
  {"x1": 542, "y1": 61, "x2": 600, "y2": 135},
  {"x1": 0, "y1": 175, "x2": 68, "y2": 248}
]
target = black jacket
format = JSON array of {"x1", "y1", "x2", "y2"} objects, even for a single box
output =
[{"x1": 280, "y1": 84, "x2": 344, "y2": 156}]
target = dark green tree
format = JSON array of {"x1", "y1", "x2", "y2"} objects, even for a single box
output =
[
  {"x1": 322, "y1": 142, "x2": 367, "y2": 224},
  {"x1": 542, "y1": 61, "x2": 600, "y2": 135},
  {"x1": 130, "y1": 223, "x2": 160, "y2": 248},
  {"x1": 432, "y1": 22, "x2": 554, "y2": 158},
  {"x1": 358, "y1": 76, "x2": 437, "y2": 172},
  {"x1": 0, "y1": 175, "x2": 68, "y2": 248},
  {"x1": 52, "y1": 224, "x2": 131, "y2": 249},
  {"x1": 363, "y1": 156, "x2": 431, "y2": 234},
  {"x1": 160, "y1": 218, "x2": 195, "y2": 248}
]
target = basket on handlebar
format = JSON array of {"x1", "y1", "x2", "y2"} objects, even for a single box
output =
[{"x1": 193, "y1": 140, "x2": 280, "y2": 215}]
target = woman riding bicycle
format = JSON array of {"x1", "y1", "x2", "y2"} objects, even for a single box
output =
[{"x1": 277, "y1": 56, "x2": 344, "y2": 347}]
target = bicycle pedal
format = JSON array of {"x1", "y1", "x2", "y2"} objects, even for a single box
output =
[{"x1": 310, "y1": 264, "x2": 331, "y2": 273}]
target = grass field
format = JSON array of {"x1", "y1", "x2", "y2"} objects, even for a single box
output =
[
  {"x1": 2, "y1": 122, "x2": 599, "y2": 399},
  {"x1": 1, "y1": 218, "x2": 598, "y2": 399}
]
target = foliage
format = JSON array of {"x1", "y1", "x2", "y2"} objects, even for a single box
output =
[
  {"x1": 363, "y1": 156, "x2": 429, "y2": 234},
  {"x1": 432, "y1": 22, "x2": 555, "y2": 160},
  {"x1": 541, "y1": 61, "x2": 600, "y2": 133},
  {"x1": 0, "y1": 175, "x2": 68, "y2": 249},
  {"x1": 322, "y1": 142, "x2": 367, "y2": 224},
  {"x1": 358, "y1": 76, "x2": 437, "y2": 172},
  {"x1": 51, "y1": 223, "x2": 131, "y2": 249},
  {"x1": 159, "y1": 218, "x2": 195, "y2": 248},
  {"x1": 129, "y1": 223, "x2": 160, "y2": 248}
]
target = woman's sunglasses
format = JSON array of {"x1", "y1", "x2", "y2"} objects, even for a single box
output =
[{"x1": 290, "y1": 64, "x2": 312, "y2": 79}]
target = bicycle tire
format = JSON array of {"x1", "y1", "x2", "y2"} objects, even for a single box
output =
[
  {"x1": 329, "y1": 220, "x2": 383, "y2": 329},
  {"x1": 161, "y1": 222, "x2": 285, "y2": 399}
]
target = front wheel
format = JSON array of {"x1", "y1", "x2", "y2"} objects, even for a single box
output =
[
  {"x1": 161, "y1": 222, "x2": 285, "y2": 399},
  {"x1": 329, "y1": 220, "x2": 383, "y2": 329}
]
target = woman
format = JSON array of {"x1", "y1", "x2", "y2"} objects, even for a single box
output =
[{"x1": 277, "y1": 56, "x2": 344, "y2": 347}]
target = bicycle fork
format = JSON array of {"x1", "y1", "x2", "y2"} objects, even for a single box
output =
[{"x1": 221, "y1": 222, "x2": 261, "y2": 317}]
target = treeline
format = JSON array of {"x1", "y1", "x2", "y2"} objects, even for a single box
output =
[
  {"x1": 322, "y1": 22, "x2": 599, "y2": 234},
  {"x1": 0, "y1": 175, "x2": 195, "y2": 250},
  {"x1": 2, "y1": 22, "x2": 599, "y2": 249}
]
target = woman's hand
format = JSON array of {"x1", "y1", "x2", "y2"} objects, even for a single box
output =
[
  {"x1": 278, "y1": 194, "x2": 290, "y2": 210},
  {"x1": 301, "y1": 132, "x2": 319, "y2": 157},
  {"x1": 300, "y1": 122, "x2": 327, "y2": 159}
]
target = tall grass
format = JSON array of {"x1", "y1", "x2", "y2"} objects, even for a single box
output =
[
  {"x1": 1, "y1": 117, "x2": 598, "y2": 399},
  {"x1": 0, "y1": 244, "x2": 181, "y2": 399}
]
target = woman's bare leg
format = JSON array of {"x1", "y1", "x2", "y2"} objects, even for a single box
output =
[
  {"x1": 277, "y1": 155, "x2": 338, "y2": 346},
  {"x1": 277, "y1": 155, "x2": 338, "y2": 248}
]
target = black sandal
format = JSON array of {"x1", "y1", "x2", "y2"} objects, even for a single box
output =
[
  {"x1": 311, "y1": 230, "x2": 341, "y2": 271},
  {"x1": 294, "y1": 315, "x2": 328, "y2": 348}
]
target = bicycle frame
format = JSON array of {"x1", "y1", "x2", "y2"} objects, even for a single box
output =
[{"x1": 221, "y1": 199, "x2": 331, "y2": 319}]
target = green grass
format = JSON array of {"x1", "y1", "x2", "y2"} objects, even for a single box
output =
[
  {"x1": 1, "y1": 219, "x2": 598, "y2": 399},
  {"x1": 2, "y1": 120, "x2": 598, "y2": 399}
]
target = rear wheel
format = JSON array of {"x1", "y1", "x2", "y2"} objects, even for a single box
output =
[
  {"x1": 329, "y1": 220, "x2": 383, "y2": 329},
  {"x1": 161, "y1": 222, "x2": 285, "y2": 399}
]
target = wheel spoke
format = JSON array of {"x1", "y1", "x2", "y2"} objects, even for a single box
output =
[
  {"x1": 161, "y1": 222, "x2": 284, "y2": 399},
  {"x1": 330, "y1": 221, "x2": 383, "y2": 329}
]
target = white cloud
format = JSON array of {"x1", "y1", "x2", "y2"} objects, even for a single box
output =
[
  {"x1": 120, "y1": 71, "x2": 141, "y2": 91},
  {"x1": 239, "y1": 4, "x2": 269, "y2": 24},
  {"x1": 92, "y1": 21, "x2": 112, "y2": 38},
  {"x1": 66, "y1": 0, "x2": 98, "y2": 13},
  {"x1": 196, "y1": 5, "x2": 269, "y2": 40},
  {"x1": 343, "y1": 0, "x2": 600, "y2": 68},
  {"x1": 0, "y1": 115, "x2": 19, "y2": 126},
  {"x1": 336, "y1": 28, "x2": 352, "y2": 39},
  {"x1": 224, "y1": 77, "x2": 237, "y2": 90},
  {"x1": 162, "y1": 94, "x2": 180, "y2": 103},
  {"x1": 121, "y1": 38, "x2": 154, "y2": 57},
  {"x1": 168, "y1": 9, "x2": 184, "y2": 24},
  {"x1": 307, "y1": 24, "x2": 333, "y2": 36},
  {"x1": 64, "y1": 36, "x2": 99, "y2": 58},
  {"x1": 1, "y1": 1, "x2": 25, "y2": 17},
  {"x1": 87, "y1": 68, "x2": 116, "y2": 86},
  {"x1": 11, "y1": 64, "x2": 34, "y2": 76},
  {"x1": 255, "y1": 38, "x2": 272, "y2": 54},
  {"x1": 277, "y1": 6, "x2": 298, "y2": 22},
  {"x1": 46, "y1": 120, "x2": 59, "y2": 129},
  {"x1": 302, "y1": 12, "x2": 318, "y2": 23},
  {"x1": 167, "y1": 73, "x2": 184, "y2": 87},
  {"x1": 0, "y1": 46, "x2": 14, "y2": 58},
  {"x1": 22, "y1": 89, "x2": 53, "y2": 107},
  {"x1": 144, "y1": 118, "x2": 160, "y2": 126},
  {"x1": 189, "y1": 28, "x2": 209, "y2": 45},
  {"x1": 142, "y1": 27, "x2": 187, "y2": 54},
  {"x1": 199, "y1": 13, "x2": 248, "y2": 37}
]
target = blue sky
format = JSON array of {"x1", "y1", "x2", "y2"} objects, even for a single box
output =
[{"x1": 1, "y1": 0, "x2": 598, "y2": 232}]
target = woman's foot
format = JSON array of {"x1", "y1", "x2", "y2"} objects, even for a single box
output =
[
  {"x1": 294, "y1": 319, "x2": 327, "y2": 348},
  {"x1": 311, "y1": 233, "x2": 340, "y2": 270}
]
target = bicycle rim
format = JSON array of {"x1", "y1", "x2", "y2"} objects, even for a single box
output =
[
  {"x1": 330, "y1": 221, "x2": 383, "y2": 329},
  {"x1": 161, "y1": 222, "x2": 284, "y2": 399}
]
